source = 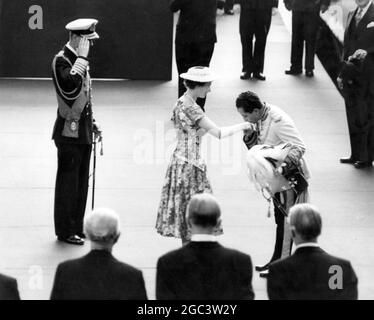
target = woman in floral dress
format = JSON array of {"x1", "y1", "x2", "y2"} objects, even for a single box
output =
[{"x1": 156, "y1": 66, "x2": 251, "y2": 244}]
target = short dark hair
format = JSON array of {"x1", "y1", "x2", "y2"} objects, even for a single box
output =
[
  {"x1": 184, "y1": 79, "x2": 207, "y2": 90},
  {"x1": 290, "y1": 204, "x2": 322, "y2": 241},
  {"x1": 187, "y1": 194, "x2": 221, "y2": 228},
  {"x1": 236, "y1": 91, "x2": 263, "y2": 113}
]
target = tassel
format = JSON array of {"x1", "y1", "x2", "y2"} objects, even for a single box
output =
[{"x1": 267, "y1": 198, "x2": 272, "y2": 218}]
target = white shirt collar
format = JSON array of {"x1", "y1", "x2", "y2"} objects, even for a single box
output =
[
  {"x1": 66, "y1": 42, "x2": 78, "y2": 56},
  {"x1": 191, "y1": 234, "x2": 217, "y2": 242},
  {"x1": 295, "y1": 242, "x2": 319, "y2": 251},
  {"x1": 357, "y1": 1, "x2": 372, "y2": 17}
]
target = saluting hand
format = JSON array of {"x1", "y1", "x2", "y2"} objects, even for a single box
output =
[{"x1": 77, "y1": 37, "x2": 90, "y2": 58}]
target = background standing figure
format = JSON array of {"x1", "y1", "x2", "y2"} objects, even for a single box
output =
[
  {"x1": 156, "y1": 67, "x2": 251, "y2": 245},
  {"x1": 284, "y1": 0, "x2": 331, "y2": 77},
  {"x1": 170, "y1": 0, "x2": 218, "y2": 111},
  {"x1": 239, "y1": 0, "x2": 279, "y2": 81},
  {"x1": 338, "y1": 0, "x2": 374, "y2": 169},
  {"x1": 52, "y1": 19, "x2": 100, "y2": 245}
]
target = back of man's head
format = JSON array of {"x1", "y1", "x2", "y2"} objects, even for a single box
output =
[
  {"x1": 289, "y1": 203, "x2": 322, "y2": 243},
  {"x1": 187, "y1": 193, "x2": 221, "y2": 232},
  {"x1": 84, "y1": 208, "x2": 121, "y2": 248}
]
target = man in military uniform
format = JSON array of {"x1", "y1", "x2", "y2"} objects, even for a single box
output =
[
  {"x1": 236, "y1": 91, "x2": 310, "y2": 277},
  {"x1": 52, "y1": 19, "x2": 100, "y2": 245},
  {"x1": 284, "y1": 0, "x2": 330, "y2": 77}
]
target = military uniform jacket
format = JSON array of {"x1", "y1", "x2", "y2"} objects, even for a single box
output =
[
  {"x1": 244, "y1": 104, "x2": 310, "y2": 177},
  {"x1": 52, "y1": 45, "x2": 93, "y2": 145}
]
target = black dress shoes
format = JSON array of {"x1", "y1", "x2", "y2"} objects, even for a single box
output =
[
  {"x1": 255, "y1": 263, "x2": 270, "y2": 272},
  {"x1": 77, "y1": 232, "x2": 86, "y2": 239},
  {"x1": 340, "y1": 157, "x2": 356, "y2": 164},
  {"x1": 57, "y1": 235, "x2": 84, "y2": 245},
  {"x1": 354, "y1": 161, "x2": 371, "y2": 169},
  {"x1": 240, "y1": 72, "x2": 251, "y2": 80},
  {"x1": 224, "y1": 10, "x2": 234, "y2": 15},
  {"x1": 259, "y1": 270, "x2": 269, "y2": 278},
  {"x1": 253, "y1": 73, "x2": 266, "y2": 81},
  {"x1": 305, "y1": 70, "x2": 314, "y2": 77},
  {"x1": 285, "y1": 69, "x2": 302, "y2": 75}
]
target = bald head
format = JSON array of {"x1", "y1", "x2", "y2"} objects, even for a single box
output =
[
  {"x1": 187, "y1": 193, "x2": 221, "y2": 230},
  {"x1": 289, "y1": 204, "x2": 322, "y2": 243},
  {"x1": 84, "y1": 208, "x2": 120, "y2": 245}
]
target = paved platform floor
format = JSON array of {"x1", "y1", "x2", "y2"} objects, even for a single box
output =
[{"x1": 0, "y1": 6, "x2": 373, "y2": 300}]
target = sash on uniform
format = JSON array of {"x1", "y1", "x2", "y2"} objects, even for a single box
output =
[{"x1": 52, "y1": 52, "x2": 90, "y2": 138}]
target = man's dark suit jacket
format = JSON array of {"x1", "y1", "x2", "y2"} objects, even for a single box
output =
[
  {"x1": 267, "y1": 246, "x2": 358, "y2": 300},
  {"x1": 170, "y1": 0, "x2": 217, "y2": 44},
  {"x1": 156, "y1": 241, "x2": 255, "y2": 300},
  {"x1": 240, "y1": 0, "x2": 278, "y2": 11},
  {"x1": 0, "y1": 274, "x2": 20, "y2": 300},
  {"x1": 50, "y1": 250, "x2": 148, "y2": 300},
  {"x1": 284, "y1": 0, "x2": 330, "y2": 12}
]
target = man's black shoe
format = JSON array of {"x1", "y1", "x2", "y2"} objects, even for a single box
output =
[
  {"x1": 240, "y1": 72, "x2": 251, "y2": 80},
  {"x1": 253, "y1": 73, "x2": 266, "y2": 81},
  {"x1": 354, "y1": 161, "x2": 370, "y2": 169},
  {"x1": 57, "y1": 235, "x2": 84, "y2": 245},
  {"x1": 259, "y1": 270, "x2": 269, "y2": 278},
  {"x1": 305, "y1": 70, "x2": 314, "y2": 77},
  {"x1": 224, "y1": 10, "x2": 234, "y2": 15},
  {"x1": 285, "y1": 69, "x2": 302, "y2": 75},
  {"x1": 77, "y1": 232, "x2": 86, "y2": 239},
  {"x1": 255, "y1": 263, "x2": 270, "y2": 272},
  {"x1": 340, "y1": 157, "x2": 356, "y2": 164}
]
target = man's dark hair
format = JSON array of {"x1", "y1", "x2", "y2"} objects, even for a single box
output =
[
  {"x1": 187, "y1": 194, "x2": 221, "y2": 228},
  {"x1": 290, "y1": 204, "x2": 322, "y2": 241},
  {"x1": 184, "y1": 79, "x2": 207, "y2": 90},
  {"x1": 236, "y1": 91, "x2": 263, "y2": 113}
]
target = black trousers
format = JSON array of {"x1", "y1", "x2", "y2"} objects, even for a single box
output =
[
  {"x1": 224, "y1": 0, "x2": 234, "y2": 11},
  {"x1": 269, "y1": 191, "x2": 295, "y2": 263},
  {"x1": 54, "y1": 142, "x2": 92, "y2": 237},
  {"x1": 343, "y1": 88, "x2": 374, "y2": 162},
  {"x1": 175, "y1": 41, "x2": 215, "y2": 110},
  {"x1": 290, "y1": 11, "x2": 320, "y2": 72},
  {"x1": 240, "y1": 9, "x2": 272, "y2": 74}
]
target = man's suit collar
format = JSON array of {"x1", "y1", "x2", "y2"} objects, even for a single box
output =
[
  {"x1": 356, "y1": 2, "x2": 374, "y2": 31},
  {"x1": 187, "y1": 241, "x2": 222, "y2": 249},
  {"x1": 294, "y1": 246, "x2": 324, "y2": 255},
  {"x1": 348, "y1": 2, "x2": 374, "y2": 31},
  {"x1": 86, "y1": 249, "x2": 114, "y2": 259}
]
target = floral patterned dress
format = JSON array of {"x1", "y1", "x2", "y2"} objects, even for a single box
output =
[{"x1": 156, "y1": 94, "x2": 213, "y2": 240}]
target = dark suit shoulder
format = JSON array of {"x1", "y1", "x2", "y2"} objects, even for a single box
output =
[{"x1": 0, "y1": 273, "x2": 18, "y2": 289}]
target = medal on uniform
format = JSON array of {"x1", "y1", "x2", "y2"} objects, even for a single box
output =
[{"x1": 70, "y1": 120, "x2": 78, "y2": 132}]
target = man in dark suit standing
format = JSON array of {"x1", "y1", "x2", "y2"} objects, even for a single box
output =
[
  {"x1": 52, "y1": 19, "x2": 102, "y2": 245},
  {"x1": 50, "y1": 208, "x2": 148, "y2": 300},
  {"x1": 338, "y1": 0, "x2": 374, "y2": 169},
  {"x1": 284, "y1": 0, "x2": 330, "y2": 77},
  {"x1": 224, "y1": 0, "x2": 235, "y2": 14},
  {"x1": 267, "y1": 203, "x2": 358, "y2": 300},
  {"x1": 170, "y1": 0, "x2": 217, "y2": 110},
  {"x1": 239, "y1": 0, "x2": 279, "y2": 81},
  {"x1": 0, "y1": 273, "x2": 20, "y2": 300},
  {"x1": 156, "y1": 193, "x2": 254, "y2": 300}
]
